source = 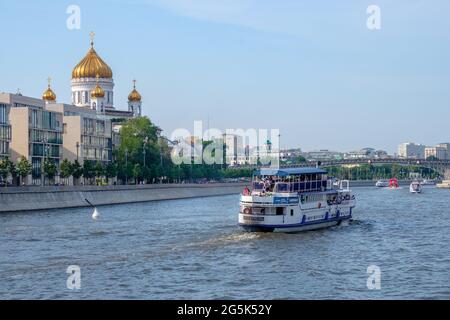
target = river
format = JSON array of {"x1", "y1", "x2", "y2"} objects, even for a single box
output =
[{"x1": 1, "y1": 186, "x2": 449, "y2": 299}]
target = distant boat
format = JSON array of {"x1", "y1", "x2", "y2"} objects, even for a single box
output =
[
  {"x1": 389, "y1": 178, "x2": 400, "y2": 189},
  {"x1": 375, "y1": 180, "x2": 389, "y2": 188},
  {"x1": 422, "y1": 179, "x2": 436, "y2": 186},
  {"x1": 437, "y1": 180, "x2": 450, "y2": 189},
  {"x1": 410, "y1": 181, "x2": 422, "y2": 193}
]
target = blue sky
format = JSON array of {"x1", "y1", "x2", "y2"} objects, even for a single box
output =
[{"x1": 1, "y1": 0, "x2": 449, "y2": 153}]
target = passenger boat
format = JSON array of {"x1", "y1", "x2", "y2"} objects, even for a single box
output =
[
  {"x1": 409, "y1": 181, "x2": 422, "y2": 193},
  {"x1": 375, "y1": 180, "x2": 389, "y2": 188},
  {"x1": 239, "y1": 167, "x2": 356, "y2": 233}
]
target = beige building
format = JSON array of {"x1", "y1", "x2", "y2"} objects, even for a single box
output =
[
  {"x1": 0, "y1": 92, "x2": 63, "y2": 185},
  {"x1": 425, "y1": 146, "x2": 447, "y2": 160},
  {"x1": 397, "y1": 142, "x2": 426, "y2": 159},
  {"x1": 0, "y1": 102, "x2": 11, "y2": 160},
  {"x1": 436, "y1": 143, "x2": 450, "y2": 160},
  {"x1": 46, "y1": 103, "x2": 112, "y2": 164}
]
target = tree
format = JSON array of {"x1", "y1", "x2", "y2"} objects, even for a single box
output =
[
  {"x1": 133, "y1": 163, "x2": 143, "y2": 184},
  {"x1": 43, "y1": 157, "x2": 57, "y2": 184},
  {"x1": 82, "y1": 161, "x2": 95, "y2": 184},
  {"x1": 426, "y1": 155, "x2": 439, "y2": 161},
  {"x1": 94, "y1": 161, "x2": 104, "y2": 179},
  {"x1": 105, "y1": 162, "x2": 117, "y2": 182},
  {"x1": 72, "y1": 160, "x2": 83, "y2": 184},
  {"x1": 60, "y1": 159, "x2": 74, "y2": 184},
  {"x1": 0, "y1": 157, "x2": 15, "y2": 186},
  {"x1": 16, "y1": 156, "x2": 32, "y2": 186}
]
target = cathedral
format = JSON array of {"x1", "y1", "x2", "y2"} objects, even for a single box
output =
[{"x1": 69, "y1": 32, "x2": 142, "y2": 119}]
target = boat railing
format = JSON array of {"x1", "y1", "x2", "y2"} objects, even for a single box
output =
[{"x1": 339, "y1": 180, "x2": 350, "y2": 192}]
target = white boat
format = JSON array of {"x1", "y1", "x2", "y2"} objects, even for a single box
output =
[
  {"x1": 239, "y1": 167, "x2": 356, "y2": 233},
  {"x1": 421, "y1": 179, "x2": 436, "y2": 186},
  {"x1": 437, "y1": 180, "x2": 450, "y2": 189},
  {"x1": 409, "y1": 181, "x2": 422, "y2": 193},
  {"x1": 375, "y1": 180, "x2": 389, "y2": 188}
]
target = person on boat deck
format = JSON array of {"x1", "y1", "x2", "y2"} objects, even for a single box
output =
[{"x1": 263, "y1": 179, "x2": 270, "y2": 191}]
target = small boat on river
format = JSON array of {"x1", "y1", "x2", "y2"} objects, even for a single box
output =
[
  {"x1": 375, "y1": 180, "x2": 389, "y2": 188},
  {"x1": 410, "y1": 181, "x2": 422, "y2": 193}
]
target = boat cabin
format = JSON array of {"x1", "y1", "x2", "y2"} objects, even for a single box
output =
[{"x1": 252, "y1": 167, "x2": 329, "y2": 194}]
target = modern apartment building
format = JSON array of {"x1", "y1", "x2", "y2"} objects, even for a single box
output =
[
  {"x1": 397, "y1": 143, "x2": 426, "y2": 159},
  {"x1": 0, "y1": 93, "x2": 63, "y2": 184},
  {"x1": 46, "y1": 103, "x2": 112, "y2": 164},
  {"x1": 425, "y1": 146, "x2": 447, "y2": 160},
  {"x1": 0, "y1": 102, "x2": 11, "y2": 160}
]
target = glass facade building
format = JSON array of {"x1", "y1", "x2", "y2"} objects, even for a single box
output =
[{"x1": 0, "y1": 103, "x2": 11, "y2": 159}]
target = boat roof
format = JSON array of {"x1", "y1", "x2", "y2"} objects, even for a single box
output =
[{"x1": 254, "y1": 167, "x2": 327, "y2": 177}]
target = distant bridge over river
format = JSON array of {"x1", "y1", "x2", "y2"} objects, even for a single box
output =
[{"x1": 237, "y1": 159, "x2": 450, "y2": 176}]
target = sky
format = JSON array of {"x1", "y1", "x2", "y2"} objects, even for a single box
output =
[{"x1": 0, "y1": 0, "x2": 449, "y2": 153}]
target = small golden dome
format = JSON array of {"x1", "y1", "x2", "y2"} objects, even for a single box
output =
[
  {"x1": 72, "y1": 32, "x2": 113, "y2": 79},
  {"x1": 91, "y1": 84, "x2": 105, "y2": 98},
  {"x1": 42, "y1": 77, "x2": 56, "y2": 101},
  {"x1": 128, "y1": 80, "x2": 142, "y2": 102}
]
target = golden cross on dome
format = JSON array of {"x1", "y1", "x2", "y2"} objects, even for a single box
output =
[
  {"x1": 47, "y1": 76, "x2": 52, "y2": 88},
  {"x1": 133, "y1": 79, "x2": 137, "y2": 89},
  {"x1": 90, "y1": 31, "x2": 95, "y2": 47}
]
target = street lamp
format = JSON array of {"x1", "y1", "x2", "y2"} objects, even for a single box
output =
[
  {"x1": 143, "y1": 137, "x2": 148, "y2": 167},
  {"x1": 76, "y1": 141, "x2": 80, "y2": 162},
  {"x1": 41, "y1": 137, "x2": 48, "y2": 186},
  {"x1": 125, "y1": 148, "x2": 128, "y2": 185}
]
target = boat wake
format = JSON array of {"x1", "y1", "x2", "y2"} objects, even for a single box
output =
[{"x1": 171, "y1": 232, "x2": 262, "y2": 251}]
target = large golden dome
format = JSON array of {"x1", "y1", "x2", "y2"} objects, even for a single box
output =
[
  {"x1": 72, "y1": 33, "x2": 113, "y2": 79},
  {"x1": 128, "y1": 80, "x2": 142, "y2": 102},
  {"x1": 42, "y1": 77, "x2": 56, "y2": 101}
]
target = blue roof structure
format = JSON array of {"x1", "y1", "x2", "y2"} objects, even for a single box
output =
[{"x1": 254, "y1": 167, "x2": 327, "y2": 176}]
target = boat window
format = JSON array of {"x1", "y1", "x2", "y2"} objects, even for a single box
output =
[
  {"x1": 275, "y1": 183, "x2": 289, "y2": 192},
  {"x1": 252, "y1": 182, "x2": 264, "y2": 190},
  {"x1": 276, "y1": 207, "x2": 284, "y2": 215}
]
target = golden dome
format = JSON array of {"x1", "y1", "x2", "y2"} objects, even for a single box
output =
[
  {"x1": 42, "y1": 77, "x2": 56, "y2": 101},
  {"x1": 128, "y1": 80, "x2": 142, "y2": 102},
  {"x1": 72, "y1": 32, "x2": 113, "y2": 79},
  {"x1": 91, "y1": 84, "x2": 105, "y2": 98}
]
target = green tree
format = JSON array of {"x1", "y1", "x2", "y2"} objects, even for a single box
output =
[
  {"x1": 133, "y1": 163, "x2": 143, "y2": 184},
  {"x1": 0, "y1": 157, "x2": 15, "y2": 186},
  {"x1": 426, "y1": 155, "x2": 439, "y2": 161},
  {"x1": 94, "y1": 162, "x2": 104, "y2": 179},
  {"x1": 60, "y1": 159, "x2": 74, "y2": 184},
  {"x1": 72, "y1": 160, "x2": 83, "y2": 184},
  {"x1": 82, "y1": 161, "x2": 95, "y2": 184},
  {"x1": 105, "y1": 162, "x2": 117, "y2": 182},
  {"x1": 16, "y1": 156, "x2": 32, "y2": 186},
  {"x1": 43, "y1": 157, "x2": 57, "y2": 184}
]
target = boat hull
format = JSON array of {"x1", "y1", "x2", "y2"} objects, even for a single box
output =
[{"x1": 239, "y1": 215, "x2": 352, "y2": 233}]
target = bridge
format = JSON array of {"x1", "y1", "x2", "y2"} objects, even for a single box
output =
[{"x1": 236, "y1": 158, "x2": 450, "y2": 176}]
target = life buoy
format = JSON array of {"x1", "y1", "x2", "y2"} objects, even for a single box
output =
[{"x1": 243, "y1": 207, "x2": 251, "y2": 214}]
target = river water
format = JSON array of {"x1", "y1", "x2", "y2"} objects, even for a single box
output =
[{"x1": 1, "y1": 186, "x2": 450, "y2": 299}]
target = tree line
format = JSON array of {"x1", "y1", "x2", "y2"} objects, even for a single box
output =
[
  {"x1": 0, "y1": 117, "x2": 253, "y2": 186},
  {"x1": 326, "y1": 164, "x2": 441, "y2": 181}
]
